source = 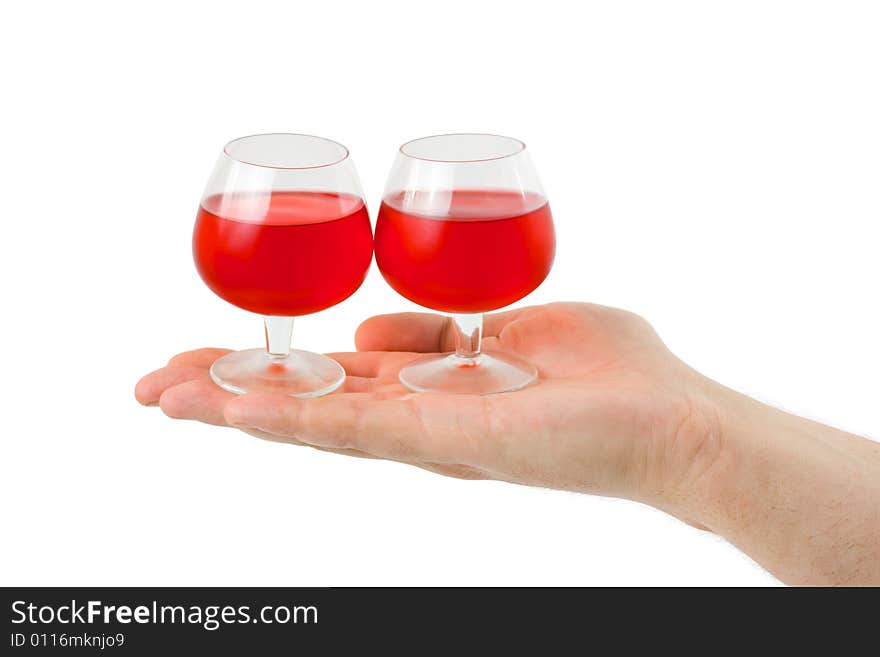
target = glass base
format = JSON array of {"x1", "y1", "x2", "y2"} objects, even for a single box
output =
[
  {"x1": 210, "y1": 348, "x2": 345, "y2": 398},
  {"x1": 398, "y1": 351, "x2": 538, "y2": 395}
]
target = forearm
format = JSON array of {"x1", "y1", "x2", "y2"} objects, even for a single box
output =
[{"x1": 690, "y1": 385, "x2": 880, "y2": 585}]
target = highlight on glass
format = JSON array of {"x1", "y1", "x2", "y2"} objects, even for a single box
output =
[
  {"x1": 375, "y1": 133, "x2": 555, "y2": 394},
  {"x1": 193, "y1": 133, "x2": 373, "y2": 397}
]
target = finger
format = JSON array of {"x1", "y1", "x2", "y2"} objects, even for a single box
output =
[
  {"x1": 337, "y1": 375, "x2": 411, "y2": 394},
  {"x1": 328, "y1": 351, "x2": 421, "y2": 380},
  {"x1": 238, "y1": 427, "x2": 382, "y2": 460},
  {"x1": 326, "y1": 351, "x2": 389, "y2": 378},
  {"x1": 159, "y1": 379, "x2": 235, "y2": 425},
  {"x1": 242, "y1": 426, "x2": 486, "y2": 478},
  {"x1": 223, "y1": 392, "x2": 476, "y2": 464},
  {"x1": 355, "y1": 308, "x2": 532, "y2": 352},
  {"x1": 483, "y1": 308, "x2": 532, "y2": 336},
  {"x1": 355, "y1": 313, "x2": 447, "y2": 352},
  {"x1": 338, "y1": 376, "x2": 380, "y2": 393},
  {"x1": 416, "y1": 463, "x2": 489, "y2": 480},
  {"x1": 167, "y1": 348, "x2": 232, "y2": 368},
  {"x1": 135, "y1": 366, "x2": 209, "y2": 406}
]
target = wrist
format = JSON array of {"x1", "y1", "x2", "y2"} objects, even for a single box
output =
[
  {"x1": 664, "y1": 380, "x2": 880, "y2": 584},
  {"x1": 638, "y1": 372, "x2": 733, "y2": 525},
  {"x1": 659, "y1": 379, "x2": 811, "y2": 532},
  {"x1": 667, "y1": 383, "x2": 766, "y2": 529}
]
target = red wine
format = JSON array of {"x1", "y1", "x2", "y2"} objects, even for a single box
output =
[
  {"x1": 193, "y1": 191, "x2": 372, "y2": 316},
  {"x1": 375, "y1": 189, "x2": 554, "y2": 312}
]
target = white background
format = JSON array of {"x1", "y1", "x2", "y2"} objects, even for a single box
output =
[{"x1": 1, "y1": 1, "x2": 878, "y2": 586}]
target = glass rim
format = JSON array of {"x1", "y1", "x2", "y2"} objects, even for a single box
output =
[
  {"x1": 399, "y1": 133, "x2": 527, "y2": 164},
  {"x1": 222, "y1": 133, "x2": 351, "y2": 170}
]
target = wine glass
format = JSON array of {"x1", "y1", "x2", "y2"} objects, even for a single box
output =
[
  {"x1": 375, "y1": 133, "x2": 555, "y2": 394},
  {"x1": 193, "y1": 133, "x2": 372, "y2": 397}
]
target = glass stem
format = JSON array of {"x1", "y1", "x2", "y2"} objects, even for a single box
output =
[
  {"x1": 264, "y1": 316, "x2": 294, "y2": 359},
  {"x1": 451, "y1": 313, "x2": 482, "y2": 363}
]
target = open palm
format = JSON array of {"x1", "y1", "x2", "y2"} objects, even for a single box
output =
[{"x1": 136, "y1": 303, "x2": 720, "y2": 506}]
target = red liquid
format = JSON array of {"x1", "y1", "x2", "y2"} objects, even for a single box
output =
[
  {"x1": 375, "y1": 189, "x2": 554, "y2": 312},
  {"x1": 193, "y1": 191, "x2": 373, "y2": 316}
]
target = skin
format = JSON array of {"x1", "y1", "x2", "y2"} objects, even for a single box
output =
[{"x1": 135, "y1": 302, "x2": 880, "y2": 585}]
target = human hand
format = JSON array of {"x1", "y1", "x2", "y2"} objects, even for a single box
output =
[
  {"x1": 135, "y1": 303, "x2": 723, "y2": 518},
  {"x1": 137, "y1": 302, "x2": 880, "y2": 584}
]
